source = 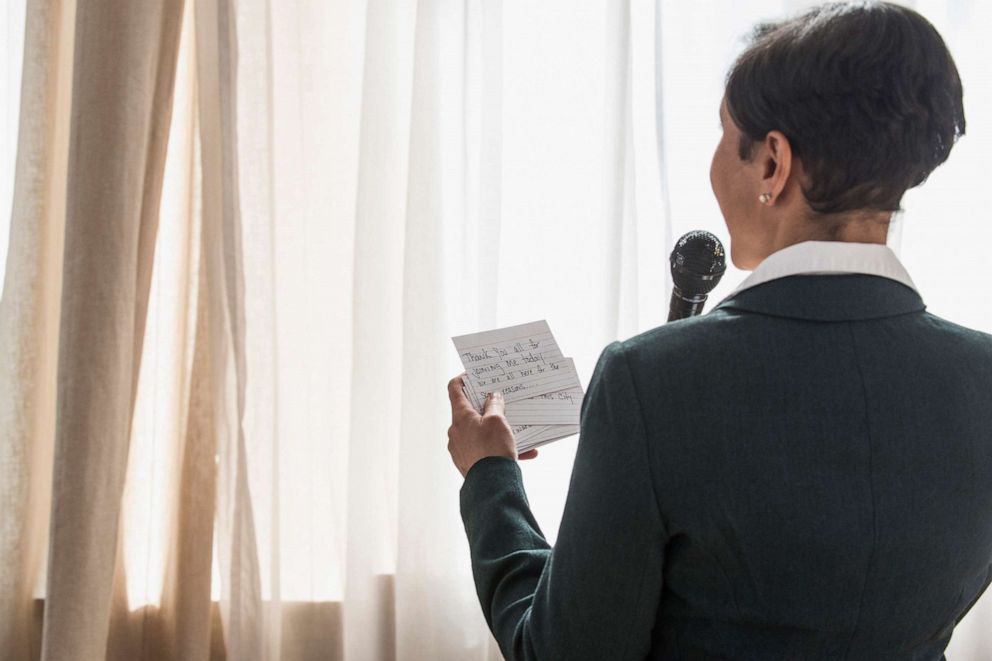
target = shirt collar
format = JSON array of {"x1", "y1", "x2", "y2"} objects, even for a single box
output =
[{"x1": 714, "y1": 240, "x2": 919, "y2": 308}]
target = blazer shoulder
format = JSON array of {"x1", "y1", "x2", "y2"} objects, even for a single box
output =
[
  {"x1": 620, "y1": 308, "x2": 992, "y2": 355},
  {"x1": 619, "y1": 308, "x2": 743, "y2": 364},
  {"x1": 915, "y1": 312, "x2": 992, "y2": 375},
  {"x1": 919, "y1": 310, "x2": 992, "y2": 346}
]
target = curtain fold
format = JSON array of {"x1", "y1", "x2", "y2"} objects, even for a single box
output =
[
  {"x1": 395, "y1": 0, "x2": 492, "y2": 657},
  {"x1": 0, "y1": 0, "x2": 74, "y2": 658},
  {"x1": 41, "y1": 0, "x2": 185, "y2": 658},
  {"x1": 342, "y1": 0, "x2": 416, "y2": 655},
  {"x1": 101, "y1": 0, "x2": 217, "y2": 655},
  {"x1": 195, "y1": 0, "x2": 266, "y2": 658},
  {"x1": 155, "y1": 11, "x2": 217, "y2": 658}
]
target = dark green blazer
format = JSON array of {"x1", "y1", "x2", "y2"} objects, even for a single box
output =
[{"x1": 459, "y1": 274, "x2": 992, "y2": 660}]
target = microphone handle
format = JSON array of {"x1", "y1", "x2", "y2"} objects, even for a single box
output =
[{"x1": 668, "y1": 286, "x2": 709, "y2": 322}]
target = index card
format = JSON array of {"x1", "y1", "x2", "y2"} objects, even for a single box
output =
[
  {"x1": 453, "y1": 320, "x2": 559, "y2": 364},
  {"x1": 518, "y1": 425, "x2": 580, "y2": 451},
  {"x1": 505, "y1": 386, "x2": 583, "y2": 412},
  {"x1": 473, "y1": 356, "x2": 579, "y2": 405},
  {"x1": 453, "y1": 320, "x2": 575, "y2": 407},
  {"x1": 452, "y1": 320, "x2": 585, "y2": 451}
]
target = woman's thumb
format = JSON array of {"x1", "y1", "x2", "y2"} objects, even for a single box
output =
[{"x1": 482, "y1": 391, "x2": 505, "y2": 417}]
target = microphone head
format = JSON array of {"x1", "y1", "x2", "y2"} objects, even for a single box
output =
[{"x1": 669, "y1": 230, "x2": 727, "y2": 297}]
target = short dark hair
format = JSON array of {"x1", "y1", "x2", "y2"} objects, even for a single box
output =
[{"x1": 724, "y1": 1, "x2": 965, "y2": 215}]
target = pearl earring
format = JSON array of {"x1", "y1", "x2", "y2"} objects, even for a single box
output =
[{"x1": 758, "y1": 192, "x2": 772, "y2": 205}]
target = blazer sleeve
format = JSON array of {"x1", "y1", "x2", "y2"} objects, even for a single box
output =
[{"x1": 459, "y1": 340, "x2": 668, "y2": 660}]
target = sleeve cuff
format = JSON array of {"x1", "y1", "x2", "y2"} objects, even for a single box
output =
[{"x1": 459, "y1": 455, "x2": 526, "y2": 527}]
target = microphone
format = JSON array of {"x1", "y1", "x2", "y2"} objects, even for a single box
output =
[{"x1": 668, "y1": 230, "x2": 727, "y2": 322}]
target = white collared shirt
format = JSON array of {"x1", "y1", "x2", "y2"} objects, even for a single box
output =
[{"x1": 715, "y1": 240, "x2": 920, "y2": 307}]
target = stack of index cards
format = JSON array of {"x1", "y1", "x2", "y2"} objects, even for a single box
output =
[{"x1": 451, "y1": 320, "x2": 584, "y2": 452}]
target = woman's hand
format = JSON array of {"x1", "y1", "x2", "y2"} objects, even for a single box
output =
[{"x1": 447, "y1": 373, "x2": 538, "y2": 478}]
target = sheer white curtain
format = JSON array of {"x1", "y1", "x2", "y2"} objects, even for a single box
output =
[{"x1": 1, "y1": 0, "x2": 991, "y2": 659}]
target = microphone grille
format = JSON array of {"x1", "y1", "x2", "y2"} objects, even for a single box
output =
[{"x1": 670, "y1": 230, "x2": 727, "y2": 296}]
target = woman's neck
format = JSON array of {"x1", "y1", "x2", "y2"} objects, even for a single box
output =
[{"x1": 772, "y1": 209, "x2": 892, "y2": 251}]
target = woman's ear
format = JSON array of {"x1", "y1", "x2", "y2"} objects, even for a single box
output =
[{"x1": 758, "y1": 130, "x2": 793, "y2": 205}]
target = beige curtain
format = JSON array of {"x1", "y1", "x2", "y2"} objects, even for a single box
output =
[
  {"x1": 1, "y1": 0, "x2": 509, "y2": 658},
  {"x1": 0, "y1": 0, "x2": 72, "y2": 657},
  {"x1": 0, "y1": 0, "x2": 238, "y2": 655},
  {"x1": 2, "y1": 0, "x2": 190, "y2": 657}
]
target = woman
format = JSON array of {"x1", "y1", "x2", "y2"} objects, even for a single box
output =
[{"x1": 447, "y1": 2, "x2": 990, "y2": 658}]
